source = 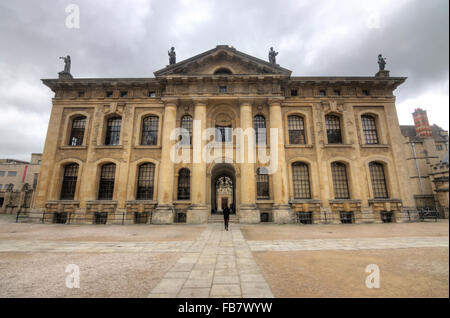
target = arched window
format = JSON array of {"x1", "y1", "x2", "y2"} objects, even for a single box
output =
[
  {"x1": 369, "y1": 162, "x2": 388, "y2": 198},
  {"x1": 254, "y1": 115, "x2": 266, "y2": 145},
  {"x1": 288, "y1": 115, "x2": 306, "y2": 144},
  {"x1": 136, "y1": 163, "x2": 155, "y2": 200},
  {"x1": 69, "y1": 116, "x2": 86, "y2": 146},
  {"x1": 180, "y1": 115, "x2": 193, "y2": 146},
  {"x1": 141, "y1": 116, "x2": 159, "y2": 145},
  {"x1": 60, "y1": 163, "x2": 79, "y2": 200},
  {"x1": 362, "y1": 115, "x2": 379, "y2": 144},
  {"x1": 331, "y1": 162, "x2": 350, "y2": 199},
  {"x1": 177, "y1": 168, "x2": 190, "y2": 200},
  {"x1": 292, "y1": 162, "x2": 311, "y2": 199},
  {"x1": 105, "y1": 117, "x2": 121, "y2": 145},
  {"x1": 256, "y1": 167, "x2": 269, "y2": 199},
  {"x1": 325, "y1": 115, "x2": 342, "y2": 144},
  {"x1": 98, "y1": 163, "x2": 116, "y2": 200}
]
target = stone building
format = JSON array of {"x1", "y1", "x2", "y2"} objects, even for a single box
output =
[
  {"x1": 400, "y1": 108, "x2": 449, "y2": 214},
  {"x1": 31, "y1": 45, "x2": 415, "y2": 225},
  {"x1": 0, "y1": 153, "x2": 42, "y2": 213}
]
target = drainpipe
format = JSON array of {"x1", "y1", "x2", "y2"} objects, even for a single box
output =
[{"x1": 411, "y1": 142, "x2": 424, "y2": 195}]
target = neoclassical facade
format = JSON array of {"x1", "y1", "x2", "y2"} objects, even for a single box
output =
[{"x1": 32, "y1": 45, "x2": 415, "y2": 225}]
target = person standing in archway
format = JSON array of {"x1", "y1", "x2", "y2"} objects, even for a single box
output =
[{"x1": 223, "y1": 205, "x2": 230, "y2": 231}]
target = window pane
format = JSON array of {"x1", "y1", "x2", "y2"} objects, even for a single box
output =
[
  {"x1": 180, "y1": 116, "x2": 192, "y2": 146},
  {"x1": 292, "y1": 162, "x2": 311, "y2": 199},
  {"x1": 288, "y1": 116, "x2": 305, "y2": 144},
  {"x1": 326, "y1": 115, "x2": 342, "y2": 144},
  {"x1": 256, "y1": 167, "x2": 269, "y2": 199},
  {"x1": 254, "y1": 115, "x2": 266, "y2": 145},
  {"x1": 60, "y1": 164, "x2": 78, "y2": 200},
  {"x1": 362, "y1": 116, "x2": 379, "y2": 144},
  {"x1": 369, "y1": 162, "x2": 388, "y2": 198},
  {"x1": 98, "y1": 164, "x2": 116, "y2": 200},
  {"x1": 105, "y1": 117, "x2": 121, "y2": 145},
  {"x1": 136, "y1": 163, "x2": 155, "y2": 200},
  {"x1": 69, "y1": 116, "x2": 86, "y2": 146},
  {"x1": 331, "y1": 162, "x2": 350, "y2": 199},
  {"x1": 177, "y1": 168, "x2": 190, "y2": 200},
  {"x1": 215, "y1": 125, "x2": 232, "y2": 142},
  {"x1": 141, "y1": 116, "x2": 159, "y2": 145}
]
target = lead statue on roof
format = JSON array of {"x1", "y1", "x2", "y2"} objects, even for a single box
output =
[
  {"x1": 168, "y1": 47, "x2": 176, "y2": 65},
  {"x1": 268, "y1": 47, "x2": 278, "y2": 64},
  {"x1": 378, "y1": 54, "x2": 386, "y2": 71}
]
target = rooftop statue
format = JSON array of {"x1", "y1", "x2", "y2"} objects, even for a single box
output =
[
  {"x1": 168, "y1": 47, "x2": 176, "y2": 65},
  {"x1": 59, "y1": 55, "x2": 71, "y2": 73},
  {"x1": 268, "y1": 47, "x2": 278, "y2": 65},
  {"x1": 378, "y1": 54, "x2": 386, "y2": 71}
]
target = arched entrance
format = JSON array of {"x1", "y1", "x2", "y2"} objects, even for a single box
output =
[{"x1": 211, "y1": 163, "x2": 236, "y2": 215}]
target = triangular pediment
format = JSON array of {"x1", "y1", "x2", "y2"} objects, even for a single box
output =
[{"x1": 154, "y1": 45, "x2": 292, "y2": 77}]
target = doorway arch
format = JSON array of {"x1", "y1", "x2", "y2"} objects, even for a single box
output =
[{"x1": 211, "y1": 163, "x2": 236, "y2": 215}]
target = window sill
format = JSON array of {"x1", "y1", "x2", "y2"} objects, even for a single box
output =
[
  {"x1": 368, "y1": 198, "x2": 402, "y2": 204},
  {"x1": 289, "y1": 199, "x2": 321, "y2": 204},
  {"x1": 125, "y1": 200, "x2": 157, "y2": 204},
  {"x1": 360, "y1": 144, "x2": 389, "y2": 148},
  {"x1": 46, "y1": 200, "x2": 80, "y2": 204},
  {"x1": 173, "y1": 200, "x2": 191, "y2": 204},
  {"x1": 285, "y1": 144, "x2": 313, "y2": 149},
  {"x1": 95, "y1": 145, "x2": 123, "y2": 149},
  {"x1": 256, "y1": 199, "x2": 273, "y2": 203},
  {"x1": 323, "y1": 144, "x2": 353, "y2": 148},
  {"x1": 134, "y1": 145, "x2": 161, "y2": 149},
  {"x1": 329, "y1": 199, "x2": 362, "y2": 204},
  {"x1": 60, "y1": 146, "x2": 88, "y2": 150},
  {"x1": 86, "y1": 200, "x2": 118, "y2": 204}
]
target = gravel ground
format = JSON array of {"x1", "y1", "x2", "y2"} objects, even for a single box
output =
[
  {"x1": 0, "y1": 222, "x2": 205, "y2": 242},
  {"x1": 241, "y1": 221, "x2": 449, "y2": 241},
  {"x1": 0, "y1": 252, "x2": 180, "y2": 297},
  {"x1": 254, "y1": 247, "x2": 449, "y2": 298}
]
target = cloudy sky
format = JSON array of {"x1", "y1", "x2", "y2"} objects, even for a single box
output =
[{"x1": 0, "y1": 0, "x2": 448, "y2": 161}]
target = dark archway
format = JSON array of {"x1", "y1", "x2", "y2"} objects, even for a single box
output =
[{"x1": 211, "y1": 163, "x2": 236, "y2": 215}]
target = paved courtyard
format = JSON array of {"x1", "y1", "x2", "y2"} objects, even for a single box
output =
[{"x1": 0, "y1": 215, "x2": 448, "y2": 298}]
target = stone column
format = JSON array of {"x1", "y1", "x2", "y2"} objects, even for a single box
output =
[
  {"x1": 186, "y1": 99, "x2": 209, "y2": 224},
  {"x1": 269, "y1": 98, "x2": 293, "y2": 223},
  {"x1": 239, "y1": 99, "x2": 260, "y2": 223},
  {"x1": 153, "y1": 99, "x2": 178, "y2": 224}
]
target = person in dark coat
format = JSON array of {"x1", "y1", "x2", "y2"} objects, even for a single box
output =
[{"x1": 223, "y1": 205, "x2": 230, "y2": 231}]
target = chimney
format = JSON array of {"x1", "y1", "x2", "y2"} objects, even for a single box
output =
[{"x1": 412, "y1": 108, "x2": 432, "y2": 138}]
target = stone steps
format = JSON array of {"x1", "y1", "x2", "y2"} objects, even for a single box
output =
[{"x1": 208, "y1": 214, "x2": 240, "y2": 224}]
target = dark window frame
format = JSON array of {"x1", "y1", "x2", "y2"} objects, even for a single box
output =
[
  {"x1": 136, "y1": 163, "x2": 155, "y2": 200},
  {"x1": 60, "y1": 163, "x2": 79, "y2": 200},
  {"x1": 362, "y1": 115, "x2": 379, "y2": 144},
  {"x1": 105, "y1": 116, "x2": 122, "y2": 146},
  {"x1": 369, "y1": 162, "x2": 389, "y2": 199},
  {"x1": 177, "y1": 168, "x2": 190, "y2": 200},
  {"x1": 141, "y1": 115, "x2": 159, "y2": 146},
  {"x1": 331, "y1": 162, "x2": 350, "y2": 199},
  {"x1": 180, "y1": 115, "x2": 193, "y2": 146},
  {"x1": 256, "y1": 167, "x2": 270, "y2": 200},
  {"x1": 325, "y1": 114, "x2": 343, "y2": 144},
  {"x1": 98, "y1": 163, "x2": 116, "y2": 200},
  {"x1": 69, "y1": 116, "x2": 86, "y2": 146},
  {"x1": 288, "y1": 115, "x2": 306, "y2": 145},
  {"x1": 292, "y1": 162, "x2": 311, "y2": 199},
  {"x1": 254, "y1": 115, "x2": 266, "y2": 145}
]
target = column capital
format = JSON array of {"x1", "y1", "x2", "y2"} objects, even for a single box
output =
[
  {"x1": 161, "y1": 97, "x2": 179, "y2": 107},
  {"x1": 192, "y1": 97, "x2": 209, "y2": 107},
  {"x1": 268, "y1": 97, "x2": 285, "y2": 106},
  {"x1": 239, "y1": 97, "x2": 254, "y2": 106}
]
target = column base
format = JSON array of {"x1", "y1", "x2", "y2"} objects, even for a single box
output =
[
  {"x1": 272, "y1": 204, "x2": 293, "y2": 224},
  {"x1": 239, "y1": 204, "x2": 260, "y2": 224},
  {"x1": 152, "y1": 204, "x2": 175, "y2": 224},
  {"x1": 186, "y1": 204, "x2": 209, "y2": 224}
]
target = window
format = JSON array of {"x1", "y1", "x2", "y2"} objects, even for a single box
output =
[
  {"x1": 177, "y1": 168, "x2": 190, "y2": 200},
  {"x1": 69, "y1": 116, "x2": 86, "y2": 146},
  {"x1": 219, "y1": 86, "x2": 227, "y2": 93},
  {"x1": 0, "y1": 185, "x2": 2, "y2": 190},
  {"x1": 33, "y1": 173, "x2": 38, "y2": 190},
  {"x1": 0, "y1": 171, "x2": 4, "y2": 177},
  {"x1": 7, "y1": 171, "x2": 17, "y2": 177},
  {"x1": 256, "y1": 167, "x2": 270, "y2": 199},
  {"x1": 215, "y1": 125, "x2": 232, "y2": 142},
  {"x1": 141, "y1": 116, "x2": 159, "y2": 145},
  {"x1": 292, "y1": 162, "x2": 311, "y2": 199},
  {"x1": 331, "y1": 162, "x2": 350, "y2": 199},
  {"x1": 288, "y1": 115, "x2": 306, "y2": 144},
  {"x1": 98, "y1": 163, "x2": 116, "y2": 200},
  {"x1": 180, "y1": 115, "x2": 193, "y2": 146},
  {"x1": 291, "y1": 89, "x2": 298, "y2": 96},
  {"x1": 136, "y1": 163, "x2": 155, "y2": 200},
  {"x1": 369, "y1": 162, "x2": 388, "y2": 199},
  {"x1": 436, "y1": 144, "x2": 443, "y2": 151},
  {"x1": 362, "y1": 115, "x2": 379, "y2": 144},
  {"x1": 60, "y1": 163, "x2": 78, "y2": 200},
  {"x1": 319, "y1": 90, "x2": 326, "y2": 96},
  {"x1": 105, "y1": 117, "x2": 122, "y2": 145},
  {"x1": 120, "y1": 91, "x2": 128, "y2": 98},
  {"x1": 362, "y1": 90, "x2": 370, "y2": 96},
  {"x1": 333, "y1": 89, "x2": 341, "y2": 96},
  {"x1": 325, "y1": 115, "x2": 342, "y2": 144},
  {"x1": 106, "y1": 91, "x2": 113, "y2": 98},
  {"x1": 214, "y1": 68, "x2": 232, "y2": 75},
  {"x1": 78, "y1": 91, "x2": 85, "y2": 98},
  {"x1": 254, "y1": 115, "x2": 266, "y2": 145},
  {"x1": 149, "y1": 91, "x2": 156, "y2": 98}
]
